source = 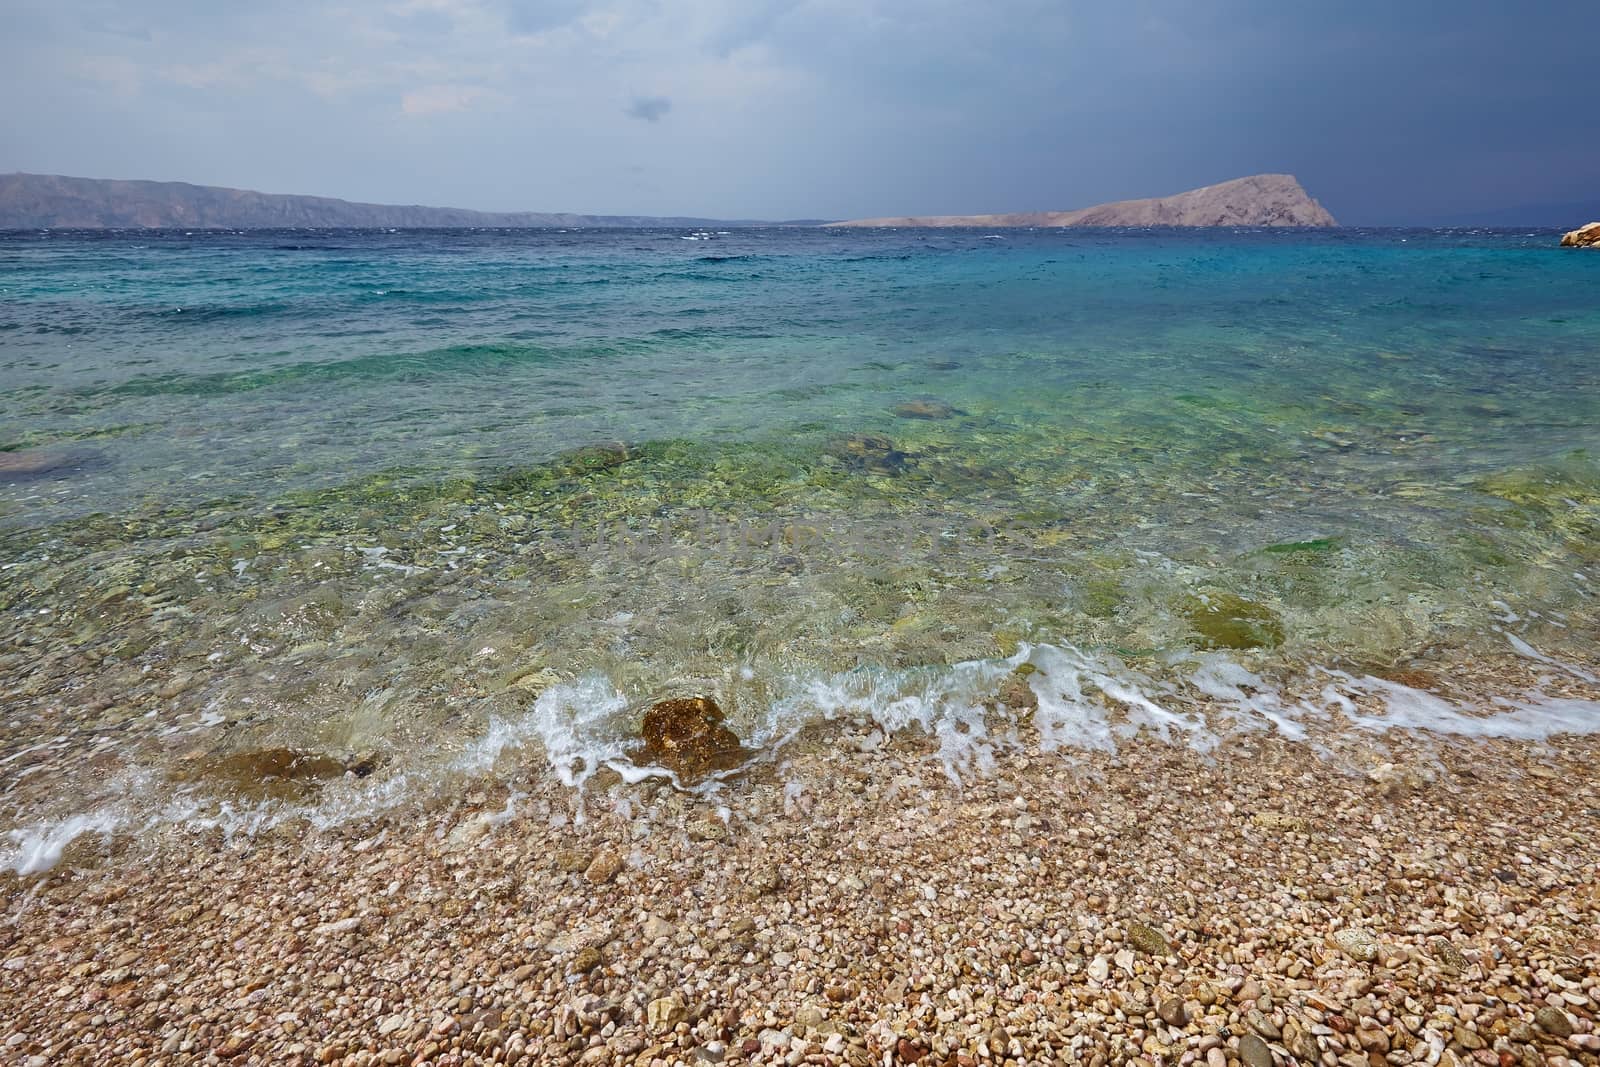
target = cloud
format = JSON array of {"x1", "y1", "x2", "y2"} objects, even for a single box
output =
[
  {"x1": 504, "y1": 0, "x2": 589, "y2": 35},
  {"x1": 401, "y1": 84, "x2": 492, "y2": 116},
  {"x1": 624, "y1": 94, "x2": 671, "y2": 122},
  {"x1": 3, "y1": 0, "x2": 1598, "y2": 220}
]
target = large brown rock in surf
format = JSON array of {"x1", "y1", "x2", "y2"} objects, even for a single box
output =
[
  {"x1": 630, "y1": 696, "x2": 746, "y2": 783},
  {"x1": 1560, "y1": 222, "x2": 1600, "y2": 247}
]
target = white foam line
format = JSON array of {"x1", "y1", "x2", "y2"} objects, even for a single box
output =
[
  {"x1": 6, "y1": 641, "x2": 1598, "y2": 875},
  {"x1": 2, "y1": 811, "x2": 124, "y2": 875},
  {"x1": 1317, "y1": 670, "x2": 1600, "y2": 739},
  {"x1": 1503, "y1": 633, "x2": 1598, "y2": 682}
]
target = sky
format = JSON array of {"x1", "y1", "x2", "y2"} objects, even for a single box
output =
[{"x1": 2, "y1": 1, "x2": 1597, "y2": 223}]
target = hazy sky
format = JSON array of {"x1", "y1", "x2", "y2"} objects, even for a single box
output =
[{"x1": 3, "y1": 1, "x2": 1596, "y2": 223}]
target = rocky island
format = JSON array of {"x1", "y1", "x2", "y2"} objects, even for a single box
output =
[{"x1": 827, "y1": 173, "x2": 1338, "y2": 228}]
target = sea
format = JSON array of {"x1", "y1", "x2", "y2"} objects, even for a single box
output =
[{"x1": 2, "y1": 225, "x2": 1597, "y2": 872}]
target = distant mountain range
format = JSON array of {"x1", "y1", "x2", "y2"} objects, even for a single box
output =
[
  {"x1": 3, "y1": 170, "x2": 1589, "y2": 234},
  {"x1": 0, "y1": 173, "x2": 823, "y2": 229},
  {"x1": 828, "y1": 174, "x2": 1338, "y2": 228}
]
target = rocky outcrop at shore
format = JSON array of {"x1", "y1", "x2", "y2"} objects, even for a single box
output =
[
  {"x1": 1560, "y1": 222, "x2": 1600, "y2": 247},
  {"x1": 829, "y1": 174, "x2": 1338, "y2": 229}
]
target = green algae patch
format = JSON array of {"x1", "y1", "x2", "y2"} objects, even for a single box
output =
[
  {"x1": 1263, "y1": 538, "x2": 1341, "y2": 555},
  {"x1": 1184, "y1": 593, "x2": 1285, "y2": 651},
  {"x1": 1074, "y1": 575, "x2": 1126, "y2": 619},
  {"x1": 1474, "y1": 452, "x2": 1600, "y2": 508}
]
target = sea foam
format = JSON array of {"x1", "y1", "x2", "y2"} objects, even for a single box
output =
[{"x1": 3, "y1": 639, "x2": 1597, "y2": 874}]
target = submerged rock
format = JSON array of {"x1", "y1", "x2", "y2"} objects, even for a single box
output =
[
  {"x1": 629, "y1": 696, "x2": 746, "y2": 783},
  {"x1": 557, "y1": 440, "x2": 633, "y2": 475},
  {"x1": 1559, "y1": 222, "x2": 1600, "y2": 248},
  {"x1": 180, "y1": 747, "x2": 373, "y2": 802},
  {"x1": 1184, "y1": 593, "x2": 1284, "y2": 650},
  {"x1": 892, "y1": 398, "x2": 961, "y2": 420},
  {"x1": 583, "y1": 850, "x2": 625, "y2": 885},
  {"x1": 0, "y1": 447, "x2": 101, "y2": 484},
  {"x1": 827, "y1": 433, "x2": 910, "y2": 476}
]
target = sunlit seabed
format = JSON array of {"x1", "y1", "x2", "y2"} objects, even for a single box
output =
[{"x1": 1, "y1": 226, "x2": 1597, "y2": 872}]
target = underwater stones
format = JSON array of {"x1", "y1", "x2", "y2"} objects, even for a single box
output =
[
  {"x1": 827, "y1": 434, "x2": 910, "y2": 476},
  {"x1": 1475, "y1": 462, "x2": 1600, "y2": 510},
  {"x1": 891, "y1": 398, "x2": 960, "y2": 420},
  {"x1": 1559, "y1": 222, "x2": 1600, "y2": 248},
  {"x1": 557, "y1": 440, "x2": 633, "y2": 475},
  {"x1": 1380, "y1": 667, "x2": 1440, "y2": 691},
  {"x1": 629, "y1": 696, "x2": 746, "y2": 784},
  {"x1": 994, "y1": 672, "x2": 1039, "y2": 714},
  {"x1": 1183, "y1": 593, "x2": 1284, "y2": 651},
  {"x1": 583, "y1": 850, "x2": 625, "y2": 885},
  {"x1": 552, "y1": 848, "x2": 590, "y2": 873}
]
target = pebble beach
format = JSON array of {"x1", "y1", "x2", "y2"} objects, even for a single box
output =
[
  {"x1": 5, "y1": 226, "x2": 1600, "y2": 1067},
  {"x1": 4, "y1": 659, "x2": 1598, "y2": 1067}
]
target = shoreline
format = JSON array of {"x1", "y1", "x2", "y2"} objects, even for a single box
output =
[
  {"x1": 5, "y1": 640, "x2": 1598, "y2": 874},
  {"x1": 4, "y1": 711, "x2": 1598, "y2": 1066}
]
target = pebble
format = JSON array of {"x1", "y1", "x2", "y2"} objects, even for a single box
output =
[
  {"x1": 1536, "y1": 1006, "x2": 1576, "y2": 1038},
  {"x1": 1126, "y1": 920, "x2": 1172, "y2": 956},
  {"x1": 1247, "y1": 1009, "x2": 1280, "y2": 1040},
  {"x1": 1332, "y1": 925, "x2": 1381, "y2": 962},
  {"x1": 647, "y1": 995, "x2": 686, "y2": 1033},
  {"x1": 583, "y1": 850, "x2": 625, "y2": 884},
  {"x1": 1238, "y1": 1033, "x2": 1274, "y2": 1067}
]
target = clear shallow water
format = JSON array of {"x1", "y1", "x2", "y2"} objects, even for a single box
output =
[{"x1": 2, "y1": 226, "x2": 1598, "y2": 870}]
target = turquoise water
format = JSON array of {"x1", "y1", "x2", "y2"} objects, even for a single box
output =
[{"x1": 2, "y1": 227, "x2": 1598, "y2": 867}]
